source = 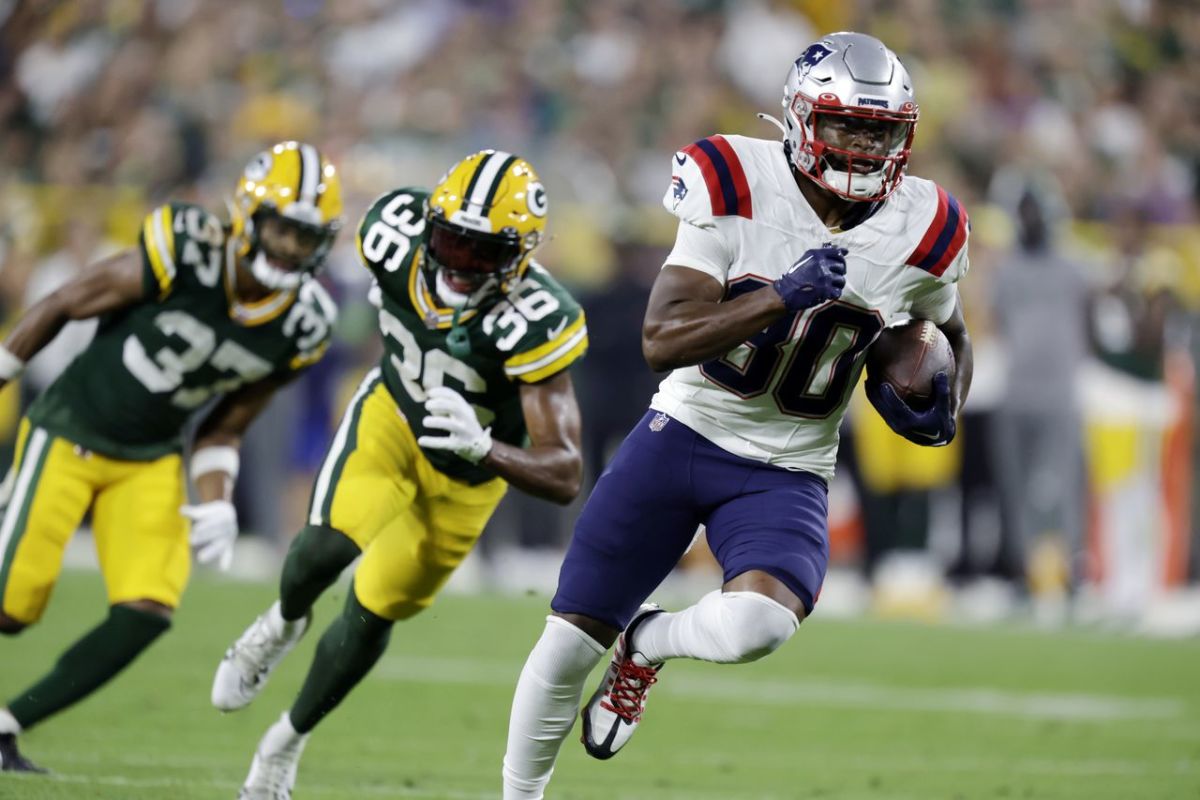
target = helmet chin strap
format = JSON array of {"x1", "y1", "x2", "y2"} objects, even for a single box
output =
[
  {"x1": 435, "y1": 269, "x2": 498, "y2": 358},
  {"x1": 249, "y1": 250, "x2": 304, "y2": 291}
]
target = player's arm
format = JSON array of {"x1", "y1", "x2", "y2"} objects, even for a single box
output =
[
  {"x1": 481, "y1": 370, "x2": 583, "y2": 505},
  {"x1": 0, "y1": 248, "x2": 145, "y2": 388},
  {"x1": 419, "y1": 371, "x2": 583, "y2": 505},
  {"x1": 182, "y1": 373, "x2": 293, "y2": 570},
  {"x1": 936, "y1": 294, "x2": 973, "y2": 416},
  {"x1": 190, "y1": 374, "x2": 293, "y2": 503},
  {"x1": 643, "y1": 250, "x2": 846, "y2": 373}
]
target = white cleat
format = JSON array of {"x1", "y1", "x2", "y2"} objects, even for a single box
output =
[
  {"x1": 238, "y1": 712, "x2": 309, "y2": 800},
  {"x1": 213, "y1": 602, "x2": 310, "y2": 712},
  {"x1": 581, "y1": 604, "x2": 665, "y2": 760}
]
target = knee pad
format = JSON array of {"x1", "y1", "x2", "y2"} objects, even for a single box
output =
[{"x1": 712, "y1": 591, "x2": 800, "y2": 663}]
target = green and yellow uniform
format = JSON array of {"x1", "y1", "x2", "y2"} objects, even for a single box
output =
[
  {"x1": 0, "y1": 202, "x2": 336, "y2": 623},
  {"x1": 310, "y1": 189, "x2": 587, "y2": 620}
]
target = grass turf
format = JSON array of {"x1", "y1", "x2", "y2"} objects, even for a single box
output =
[{"x1": 0, "y1": 570, "x2": 1197, "y2": 799}]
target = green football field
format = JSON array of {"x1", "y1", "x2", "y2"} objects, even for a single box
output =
[{"x1": 0, "y1": 570, "x2": 1197, "y2": 800}]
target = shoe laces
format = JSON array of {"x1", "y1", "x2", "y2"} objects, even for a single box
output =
[{"x1": 600, "y1": 656, "x2": 659, "y2": 723}]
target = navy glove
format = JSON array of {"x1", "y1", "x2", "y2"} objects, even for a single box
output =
[
  {"x1": 773, "y1": 246, "x2": 848, "y2": 312},
  {"x1": 866, "y1": 372, "x2": 957, "y2": 446}
]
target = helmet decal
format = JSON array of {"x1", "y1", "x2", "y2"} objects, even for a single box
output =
[{"x1": 526, "y1": 182, "x2": 548, "y2": 217}]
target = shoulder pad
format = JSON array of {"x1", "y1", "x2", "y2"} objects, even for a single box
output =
[
  {"x1": 482, "y1": 265, "x2": 588, "y2": 384},
  {"x1": 286, "y1": 279, "x2": 338, "y2": 371},
  {"x1": 356, "y1": 188, "x2": 429, "y2": 276},
  {"x1": 662, "y1": 135, "x2": 753, "y2": 225},
  {"x1": 139, "y1": 202, "x2": 225, "y2": 298},
  {"x1": 904, "y1": 182, "x2": 970, "y2": 282}
]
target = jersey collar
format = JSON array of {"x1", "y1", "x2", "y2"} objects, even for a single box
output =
[
  {"x1": 224, "y1": 242, "x2": 297, "y2": 326},
  {"x1": 407, "y1": 246, "x2": 480, "y2": 329}
]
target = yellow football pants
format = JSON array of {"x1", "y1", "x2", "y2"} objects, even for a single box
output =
[
  {"x1": 307, "y1": 368, "x2": 506, "y2": 621},
  {"x1": 0, "y1": 419, "x2": 189, "y2": 624}
]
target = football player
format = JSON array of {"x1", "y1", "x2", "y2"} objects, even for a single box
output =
[
  {"x1": 502, "y1": 32, "x2": 974, "y2": 798},
  {"x1": 211, "y1": 151, "x2": 587, "y2": 799},
  {"x1": 0, "y1": 142, "x2": 342, "y2": 773}
]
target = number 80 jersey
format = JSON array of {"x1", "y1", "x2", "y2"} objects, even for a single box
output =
[
  {"x1": 653, "y1": 135, "x2": 969, "y2": 481},
  {"x1": 356, "y1": 188, "x2": 588, "y2": 485}
]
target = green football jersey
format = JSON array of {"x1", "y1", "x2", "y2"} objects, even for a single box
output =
[
  {"x1": 356, "y1": 188, "x2": 587, "y2": 484},
  {"x1": 27, "y1": 202, "x2": 337, "y2": 461}
]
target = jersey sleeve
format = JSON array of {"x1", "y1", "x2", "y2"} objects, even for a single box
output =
[
  {"x1": 137, "y1": 204, "x2": 180, "y2": 300},
  {"x1": 138, "y1": 202, "x2": 227, "y2": 300},
  {"x1": 286, "y1": 280, "x2": 339, "y2": 372},
  {"x1": 904, "y1": 184, "x2": 970, "y2": 324},
  {"x1": 490, "y1": 268, "x2": 588, "y2": 384},
  {"x1": 355, "y1": 188, "x2": 427, "y2": 294},
  {"x1": 663, "y1": 218, "x2": 732, "y2": 284},
  {"x1": 662, "y1": 135, "x2": 754, "y2": 227}
]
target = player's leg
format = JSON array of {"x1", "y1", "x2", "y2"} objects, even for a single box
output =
[
  {"x1": 238, "y1": 403, "x2": 502, "y2": 798},
  {"x1": 214, "y1": 371, "x2": 409, "y2": 712},
  {"x1": 504, "y1": 411, "x2": 704, "y2": 798},
  {"x1": 0, "y1": 428, "x2": 147, "y2": 772},
  {"x1": 578, "y1": 440, "x2": 825, "y2": 762},
  {"x1": 631, "y1": 466, "x2": 827, "y2": 665}
]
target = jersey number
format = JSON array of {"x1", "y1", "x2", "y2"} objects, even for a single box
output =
[
  {"x1": 377, "y1": 307, "x2": 495, "y2": 425},
  {"x1": 360, "y1": 194, "x2": 425, "y2": 272},
  {"x1": 123, "y1": 311, "x2": 273, "y2": 409},
  {"x1": 699, "y1": 278, "x2": 883, "y2": 418}
]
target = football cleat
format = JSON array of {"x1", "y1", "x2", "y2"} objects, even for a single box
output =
[
  {"x1": 213, "y1": 602, "x2": 311, "y2": 712},
  {"x1": 581, "y1": 604, "x2": 666, "y2": 760},
  {"x1": 0, "y1": 733, "x2": 47, "y2": 774},
  {"x1": 238, "y1": 712, "x2": 309, "y2": 800}
]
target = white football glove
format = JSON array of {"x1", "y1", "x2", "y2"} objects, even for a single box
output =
[
  {"x1": 181, "y1": 500, "x2": 238, "y2": 571},
  {"x1": 417, "y1": 386, "x2": 493, "y2": 464}
]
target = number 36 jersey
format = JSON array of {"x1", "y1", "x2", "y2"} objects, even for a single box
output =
[
  {"x1": 356, "y1": 188, "x2": 587, "y2": 485},
  {"x1": 27, "y1": 202, "x2": 336, "y2": 461},
  {"x1": 653, "y1": 134, "x2": 970, "y2": 481}
]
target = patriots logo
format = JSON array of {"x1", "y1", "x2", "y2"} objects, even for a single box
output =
[
  {"x1": 671, "y1": 175, "x2": 688, "y2": 206},
  {"x1": 795, "y1": 42, "x2": 833, "y2": 76}
]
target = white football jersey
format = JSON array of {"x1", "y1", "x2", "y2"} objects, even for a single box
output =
[{"x1": 650, "y1": 134, "x2": 969, "y2": 480}]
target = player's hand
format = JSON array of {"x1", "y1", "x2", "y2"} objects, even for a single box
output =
[
  {"x1": 773, "y1": 246, "x2": 848, "y2": 312},
  {"x1": 866, "y1": 372, "x2": 956, "y2": 446},
  {"x1": 417, "y1": 386, "x2": 493, "y2": 464},
  {"x1": 182, "y1": 500, "x2": 238, "y2": 571}
]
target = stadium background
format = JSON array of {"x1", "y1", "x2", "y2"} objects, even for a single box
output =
[{"x1": 1, "y1": 1, "x2": 1199, "y2": 798}]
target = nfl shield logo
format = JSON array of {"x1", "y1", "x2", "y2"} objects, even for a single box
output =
[{"x1": 649, "y1": 412, "x2": 669, "y2": 432}]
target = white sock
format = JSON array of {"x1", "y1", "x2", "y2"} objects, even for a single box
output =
[
  {"x1": 502, "y1": 616, "x2": 606, "y2": 800},
  {"x1": 267, "y1": 601, "x2": 305, "y2": 638},
  {"x1": 0, "y1": 708, "x2": 20, "y2": 735},
  {"x1": 634, "y1": 590, "x2": 800, "y2": 665}
]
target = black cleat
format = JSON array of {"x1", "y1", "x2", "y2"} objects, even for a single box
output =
[{"x1": 0, "y1": 733, "x2": 48, "y2": 774}]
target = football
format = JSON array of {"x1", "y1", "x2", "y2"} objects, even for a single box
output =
[{"x1": 864, "y1": 319, "x2": 956, "y2": 411}]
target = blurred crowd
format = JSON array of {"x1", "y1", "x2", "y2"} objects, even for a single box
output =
[{"x1": 1, "y1": 0, "x2": 1198, "y2": 621}]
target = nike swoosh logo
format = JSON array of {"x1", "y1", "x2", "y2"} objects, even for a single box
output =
[
  {"x1": 908, "y1": 429, "x2": 942, "y2": 441},
  {"x1": 547, "y1": 317, "x2": 569, "y2": 340},
  {"x1": 675, "y1": 153, "x2": 687, "y2": 165}
]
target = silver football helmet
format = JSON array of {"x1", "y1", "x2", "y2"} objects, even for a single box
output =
[{"x1": 781, "y1": 32, "x2": 918, "y2": 201}]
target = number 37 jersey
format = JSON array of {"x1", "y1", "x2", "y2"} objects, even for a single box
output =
[
  {"x1": 356, "y1": 188, "x2": 587, "y2": 485},
  {"x1": 653, "y1": 135, "x2": 970, "y2": 481},
  {"x1": 27, "y1": 202, "x2": 336, "y2": 461}
]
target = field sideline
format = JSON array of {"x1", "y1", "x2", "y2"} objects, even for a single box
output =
[{"x1": 0, "y1": 570, "x2": 1197, "y2": 799}]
